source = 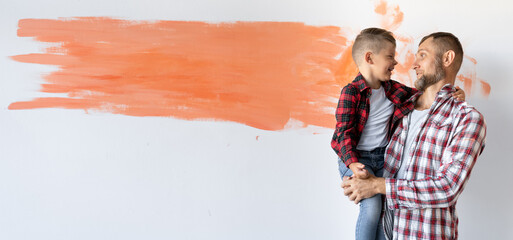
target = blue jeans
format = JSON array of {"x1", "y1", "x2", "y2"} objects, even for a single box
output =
[{"x1": 339, "y1": 147, "x2": 386, "y2": 240}]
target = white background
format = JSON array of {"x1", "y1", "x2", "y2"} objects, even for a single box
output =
[{"x1": 1, "y1": 0, "x2": 512, "y2": 239}]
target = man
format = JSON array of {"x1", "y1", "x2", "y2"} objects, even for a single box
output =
[{"x1": 341, "y1": 32, "x2": 487, "y2": 239}]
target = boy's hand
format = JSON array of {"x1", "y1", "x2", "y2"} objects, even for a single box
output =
[
  {"x1": 348, "y1": 162, "x2": 370, "y2": 179},
  {"x1": 452, "y1": 86, "x2": 466, "y2": 101}
]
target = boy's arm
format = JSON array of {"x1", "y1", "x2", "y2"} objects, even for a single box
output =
[
  {"x1": 331, "y1": 85, "x2": 360, "y2": 167},
  {"x1": 386, "y1": 80, "x2": 418, "y2": 104},
  {"x1": 387, "y1": 80, "x2": 465, "y2": 103}
]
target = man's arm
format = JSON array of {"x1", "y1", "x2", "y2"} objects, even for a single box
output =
[
  {"x1": 385, "y1": 110, "x2": 486, "y2": 209},
  {"x1": 343, "y1": 110, "x2": 486, "y2": 207},
  {"x1": 331, "y1": 85, "x2": 360, "y2": 167}
]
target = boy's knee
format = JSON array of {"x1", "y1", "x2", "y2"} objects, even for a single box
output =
[{"x1": 360, "y1": 194, "x2": 383, "y2": 208}]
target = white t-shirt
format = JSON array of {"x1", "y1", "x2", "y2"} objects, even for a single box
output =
[
  {"x1": 396, "y1": 109, "x2": 430, "y2": 179},
  {"x1": 357, "y1": 86, "x2": 394, "y2": 151}
]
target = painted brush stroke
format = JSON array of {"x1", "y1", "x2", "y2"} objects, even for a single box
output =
[
  {"x1": 10, "y1": 19, "x2": 355, "y2": 130},
  {"x1": 9, "y1": 0, "x2": 490, "y2": 131},
  {"x1": 374, "y1": 0, "x2": 491, "y2": 94}
]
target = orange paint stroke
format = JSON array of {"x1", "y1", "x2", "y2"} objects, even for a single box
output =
[
  {"x1": 480, "y1": 79, "x2": 491, "y2": 96},
  {"x1": 10, "y1": 18, "x2": 355, "y2": 130},
  {"x1": 374, "y1": 0, "x2": 388, "y2": 15},
  {"x1": 457, "y1": 75, "x2": 474, "y2": 95},
  {"x1": 373, "y1": 0, "x2": 489, "y2": 99},
  {"x1": 375, "y1": 0, "x2": 404, "y2": 31},
  {"x1": 9, "y1": 1, "x2": 491, "y2": 131},
  {"x1": 466, "y1": 56, "x2": 478, "y2": 65},
  {"x1": 375, "y1": 0, "x2": 414, "y2": 85}
]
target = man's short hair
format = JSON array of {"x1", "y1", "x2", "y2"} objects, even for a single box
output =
[
  {"x1": 420, "y1": 32, "x2": 464, "y2": 72},
  {"x1": 352, "y1": 28, "x2": 396, "y2": 65}
]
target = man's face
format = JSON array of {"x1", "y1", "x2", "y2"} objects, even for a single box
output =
[
  {"x1": 413, "y1": 37, "x2": 445, "y2": 91},
  {"x1": 371, "y1": 41, "x2": 398, "y2": 82}
]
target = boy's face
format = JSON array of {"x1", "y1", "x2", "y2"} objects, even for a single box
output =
[{"x1": 370, "y1": 42, "x2": 397, "y2": 82}]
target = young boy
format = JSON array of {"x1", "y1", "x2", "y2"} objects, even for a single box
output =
[{"x1": 331, "y1": 28, "x2": 464, "y2": 240}]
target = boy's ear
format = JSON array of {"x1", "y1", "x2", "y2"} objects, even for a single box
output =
[{"x1": 365, "y1": 51, "x2": 373, "y2": 64}]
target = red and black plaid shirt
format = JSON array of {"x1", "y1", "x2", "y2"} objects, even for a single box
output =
[{"x1": 331, "y1": 73, "x2": 418, "y2": 166}]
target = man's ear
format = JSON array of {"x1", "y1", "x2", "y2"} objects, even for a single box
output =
[
  {"x1": 365, "y1": 51, "x2": 373, "y2": 64},
  {"x1": 443, "y1": 50, "x2": 455, "y2": 68}
]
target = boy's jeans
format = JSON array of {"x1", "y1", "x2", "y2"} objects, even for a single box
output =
[{"x1": 338, "y1": 147, "x2": 386, "y2": 240}]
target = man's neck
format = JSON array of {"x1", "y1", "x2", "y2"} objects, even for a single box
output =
[{"x1": 415, "y1": 79, "x2": 453, "y2": 110}]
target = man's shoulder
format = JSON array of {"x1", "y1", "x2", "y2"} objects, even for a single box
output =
[
  {"x1": 438, "y1": 99, "x2": 485, "y2": 127},
  {"x1": 435, "y1": 99, "x2": 487, "y2": 152},
  {"x1": 454, "y1": 101, "x2": 484, "y2": 119}
]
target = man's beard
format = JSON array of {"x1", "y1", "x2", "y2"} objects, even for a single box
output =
[{"x1": 415, "y1": 58, "x2": 445, "y2": 91}]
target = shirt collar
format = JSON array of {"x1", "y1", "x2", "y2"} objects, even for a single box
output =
[
  {"x1": 352, "y1": 73, "x2": 371, "y2": 92},
  {"x1": 410, "y1": 83, "x2": 455, "y2": 103},
  {"x1": 437, "y1": 84, "x2": 456, "y2": 97},
  {"x1": 433, "y1": 84, "x2": 457, "y2": 104}
]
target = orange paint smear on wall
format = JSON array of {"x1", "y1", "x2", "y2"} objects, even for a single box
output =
[
  {"x1": 375, "y1": 0, "x2": 490, "y2": 97},
  {"x1": 10, "y1": 18, "x2": 355, "y2": 130},
  {"x1": 9, "y1": 0, "x2": 491, "y2": 131},
  {"x1": 480, "y1": 80, "x2": 491, "y2": 96},
  {"x1": 375, "y1": 0, "x2": 404, "y2": 32},
  {"x1": 375, "y1": 0, "x2": 413, "y2": 85}
]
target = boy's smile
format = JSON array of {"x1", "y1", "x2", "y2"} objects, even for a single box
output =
[{"x1": 370, "y1": 41, "x2": 398, "y2": 82}]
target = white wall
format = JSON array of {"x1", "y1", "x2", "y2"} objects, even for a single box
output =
[{"x1": 1, "y1": 0, "x2": 512, "y2": 239}]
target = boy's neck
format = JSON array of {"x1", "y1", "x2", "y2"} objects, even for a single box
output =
[{"x1": 359, "y1": 69, "x2": 382, "y2": 89}]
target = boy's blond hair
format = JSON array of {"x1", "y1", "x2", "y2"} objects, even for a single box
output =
[{"x1": 352, "y1": 28, "x2": 396, "y2": 65}]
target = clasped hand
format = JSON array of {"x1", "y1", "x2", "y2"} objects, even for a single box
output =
[{"x1": 342, "y1": 162, "x2": 378, "y2": 204}]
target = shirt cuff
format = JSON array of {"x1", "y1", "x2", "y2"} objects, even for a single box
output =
[
  {"x1": 385, "y1": 178, "x2": 399, "y2": 209},
  {"x1": 343, "y1": 154, "x2": 359, "y2": 167}
]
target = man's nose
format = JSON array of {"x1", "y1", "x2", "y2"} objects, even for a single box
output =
[{"x1": 412, "y1": 60, "x2": 419, "y2": 69}]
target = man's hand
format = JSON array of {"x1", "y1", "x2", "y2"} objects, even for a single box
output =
[
  {"x1": 342, "y1": 175, "x2": 386, "y2": 204},
  {"x1": 348, "y1": 162, "x2": 370, "y2": 179}
]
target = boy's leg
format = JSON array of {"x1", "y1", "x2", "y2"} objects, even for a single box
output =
[
  {"x1": 338, "y1": 156, "x2": 383, "y2": 240},
  {"x1": 374, "y1": 166, "x2": 386, "y2": 240},
  {"x1": 356, "y1": 149, "x2": 386, "y2": 240},
  {"x1": 337, "y1": 158, "x2": 354, "y2": 179},
  {"x1": 373, "y1": 164, "x2": 386, "y2": 240},
  {"x1": 375, "y1": 210, "x2": 386, "y2": 240},
  {"x1": 355, "y1": 168, "x2": 383, "y2": 240}
]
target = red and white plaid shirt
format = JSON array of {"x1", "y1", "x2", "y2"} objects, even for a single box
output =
[{"x1": 383, "y1": 84, "x2": 487, "y2": 239}]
